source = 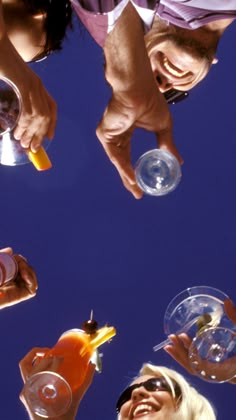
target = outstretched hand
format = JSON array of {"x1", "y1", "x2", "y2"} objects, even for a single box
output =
[
  {"x1": 0, "y1": 247, "x2": 38, "y2": 309},
  {"x1": 19, "y1": 347, "x2": 95, "y2": 420}
]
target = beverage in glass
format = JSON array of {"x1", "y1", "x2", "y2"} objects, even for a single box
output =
[{"x1": 24, "y1": 325, "x2": 116, "y2": 417}]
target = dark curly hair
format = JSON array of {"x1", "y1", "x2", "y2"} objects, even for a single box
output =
[{"x1": 23, "y1": 0, "x2": 73, "y2": 61}]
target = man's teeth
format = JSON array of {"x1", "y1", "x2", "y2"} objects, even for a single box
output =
[
  {"x1": 163, "y1": 56, "x2": 188, "y2": 78},
  {"x1": 133, "y1": 404, "x2": 154, "y2": 417}
]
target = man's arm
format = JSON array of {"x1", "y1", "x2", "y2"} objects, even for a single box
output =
[
  {"x1": 96, "y1": 1, "x2": 182, "y2": 198},
  {"x1": 0, "y1": 1, "x2": 56, "y2": 152}
]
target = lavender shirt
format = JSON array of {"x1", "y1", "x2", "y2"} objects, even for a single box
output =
[{"x1": 70, "y1": 0, "x2": 236, "y2": 46}]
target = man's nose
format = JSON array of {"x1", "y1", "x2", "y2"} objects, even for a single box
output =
[{"x1": 155, "y1": 73, "x2": 173, "y2": 92}]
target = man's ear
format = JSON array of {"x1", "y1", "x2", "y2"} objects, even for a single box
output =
[{"x1": 212, "y1": 57, "x2": 218, "y2": 64}]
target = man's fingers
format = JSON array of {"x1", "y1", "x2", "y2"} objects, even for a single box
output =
[
  {"x1": 13, "y1": 91, "x2": 56, "y2": 152},
  {"x1": 224, "y1": 299, "x2": 236, "y2": 324},
  {"x1": 101, "y1": 141, "x2": 143, "y2": 199},
  {"x1": 157, "y1": 129, "x2": 183, "y2": 165},
  {"x1": 13, "y1": 255, "x2": 38, "y2": 295},
  {"x1": 164, "y1": 334, "x2": 193, "y2": 373}
]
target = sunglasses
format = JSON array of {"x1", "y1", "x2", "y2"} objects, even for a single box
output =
[
  {"x1": 116, "y1": 377, "x2": 182, "y2": 413},
  {"x1": 164, "y1": 89, "x2": 189, "y2": 105}
]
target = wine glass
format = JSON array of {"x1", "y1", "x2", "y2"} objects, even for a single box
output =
[
  {"x1": 135, "y1": 149, "x2": 181, "y2": 196},
  {"x1": 153, "y1": 286, "x2": 236, "y2": 382},
  {"x1": 0, "y1": 77, "x2": 51, "y2": 169}
]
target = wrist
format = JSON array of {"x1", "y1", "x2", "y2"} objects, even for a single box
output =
[{"x1": 104, "y1": 2, "x2": 149, "y2": 89}]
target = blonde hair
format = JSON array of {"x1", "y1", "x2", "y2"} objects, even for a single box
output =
[{"x1": 117, "y1": 363, "x2": 216, "y2": 420}]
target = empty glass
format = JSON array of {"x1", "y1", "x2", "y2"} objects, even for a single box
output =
[
  {"x1": 135, "y1": 149, "x2": 181, "y2": 196},
  {"x1": 0, "y1": 77, "x2": 51, "y2": 169}
]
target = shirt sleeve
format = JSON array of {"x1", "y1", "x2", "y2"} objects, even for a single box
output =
[{"x1": 70, "y1": 0, "x2": 157, "y2": 47}]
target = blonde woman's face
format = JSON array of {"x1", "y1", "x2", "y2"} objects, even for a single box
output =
[{"x1": 119, "y1": 375, "x2": 177, "y2": 420}]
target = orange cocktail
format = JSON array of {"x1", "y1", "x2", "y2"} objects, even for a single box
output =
[
  {"x1": 46, "y1": 329, "x2": 92, "y2": 391},
  {"x1": 24, "y1": 324, "x2": 116, "y2": 418}
]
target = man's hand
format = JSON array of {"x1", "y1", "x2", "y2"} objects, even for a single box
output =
[
  {"x1": 224, "y1": 298, "x2": 236, "y2": 324},
  {"x1": 96, "y1": 87, "x2": 182, "y2": 199},
  {"x1": 19, "y1": 348, "x2": 95, "y2": 420},
  {"x1": 0, "y1": 29, "x2": 56, "y2": 152},
  {"x1": 163, "y1": 299, "x2": 236, "y2": 383},
  {"x1": 96, "y1": 2, "x2": 182, "y2": 199},
  {"x1": 0, "y1": 247, "x2": 38, "y2": 309}
]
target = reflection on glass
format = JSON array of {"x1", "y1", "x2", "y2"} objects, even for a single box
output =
[
  {"x1": 135, "y1": 149, "x2": 181, "y2": 196},
  {"x1": 153, "y1": 286, "x2": 236, "y2": 382},
  {"x1": 0, "y1": 77, "x2": 51, "y2": 169},
  {"x1": 0, "y1": 252, "x2": 17, "y2": 286},
  {"x1": 24, "y1": 324, "x2": 116, "y2": 418}
]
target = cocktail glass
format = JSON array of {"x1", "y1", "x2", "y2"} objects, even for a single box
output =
[
  {"x1": 24, "y1": 325, "x2": 115, "y2": 418},
  {"x1": 0, "y1": 77, "x2": 51, "y2": 169},
  {"x1": 153, "y1": 286, "x2": 236, "y2": 382},
  {"x1": 135, "y1": 149, "x2": 181, "y2": 196}
]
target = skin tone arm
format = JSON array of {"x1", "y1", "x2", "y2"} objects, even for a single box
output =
[
  {"x1": 0, "y1": 1, "x2": 56, "y2": 152},
  {"x1": 19, "y1": 348, "x2": 95, "y2": 420},
  {"x1": 96, "y1": 1, "x2": 182, "y2": 199},
  {"x1": 164, "y1": 298, "x2": 236, "y2": 384},
  {"x1": 0, "y1": 247, "x2": 38, "y2": 309}
]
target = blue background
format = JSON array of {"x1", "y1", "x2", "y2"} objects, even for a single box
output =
[{"x1": 1, "y1": 15, "x2": 236, "y2": 420}]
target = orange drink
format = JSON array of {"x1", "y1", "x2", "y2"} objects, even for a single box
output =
[
  {"x1": 24, "y1": 324, "x2": 116, "y2": 418},
  {"x1": 45, "y1": 329, "x2": 93, "y2": 391}
]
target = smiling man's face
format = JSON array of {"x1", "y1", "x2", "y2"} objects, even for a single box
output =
[
  {"x1": 119, "y1": 375, "x2": 177, "y2": 420},
  {"x1": 145, "y1": 18, "x2": 218, "y2": 92}
]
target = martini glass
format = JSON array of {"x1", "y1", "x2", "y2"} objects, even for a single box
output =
[
  {"x1": 153, "y1": 286, "x2": 236, "y2": 382},
  {"x1": 135, "y1": 149, "x2": 181, "y2": 196},
  {"x1": 0, "y1": 77, "x2": 51, "y2": 169}
]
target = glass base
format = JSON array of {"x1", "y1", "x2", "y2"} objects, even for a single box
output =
[
  {"x1": 0, "y1": 132, "x2": 50, "y2": 166},
  {"x1": 24, "y1": 371, "x2": 72, "y2": 418},
  {"x1": 135, "y1": 149, "x2": 181, "y2": 196},
  {"x1": 189, "y1": 327, "x2": 236, "y2": 382}
]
